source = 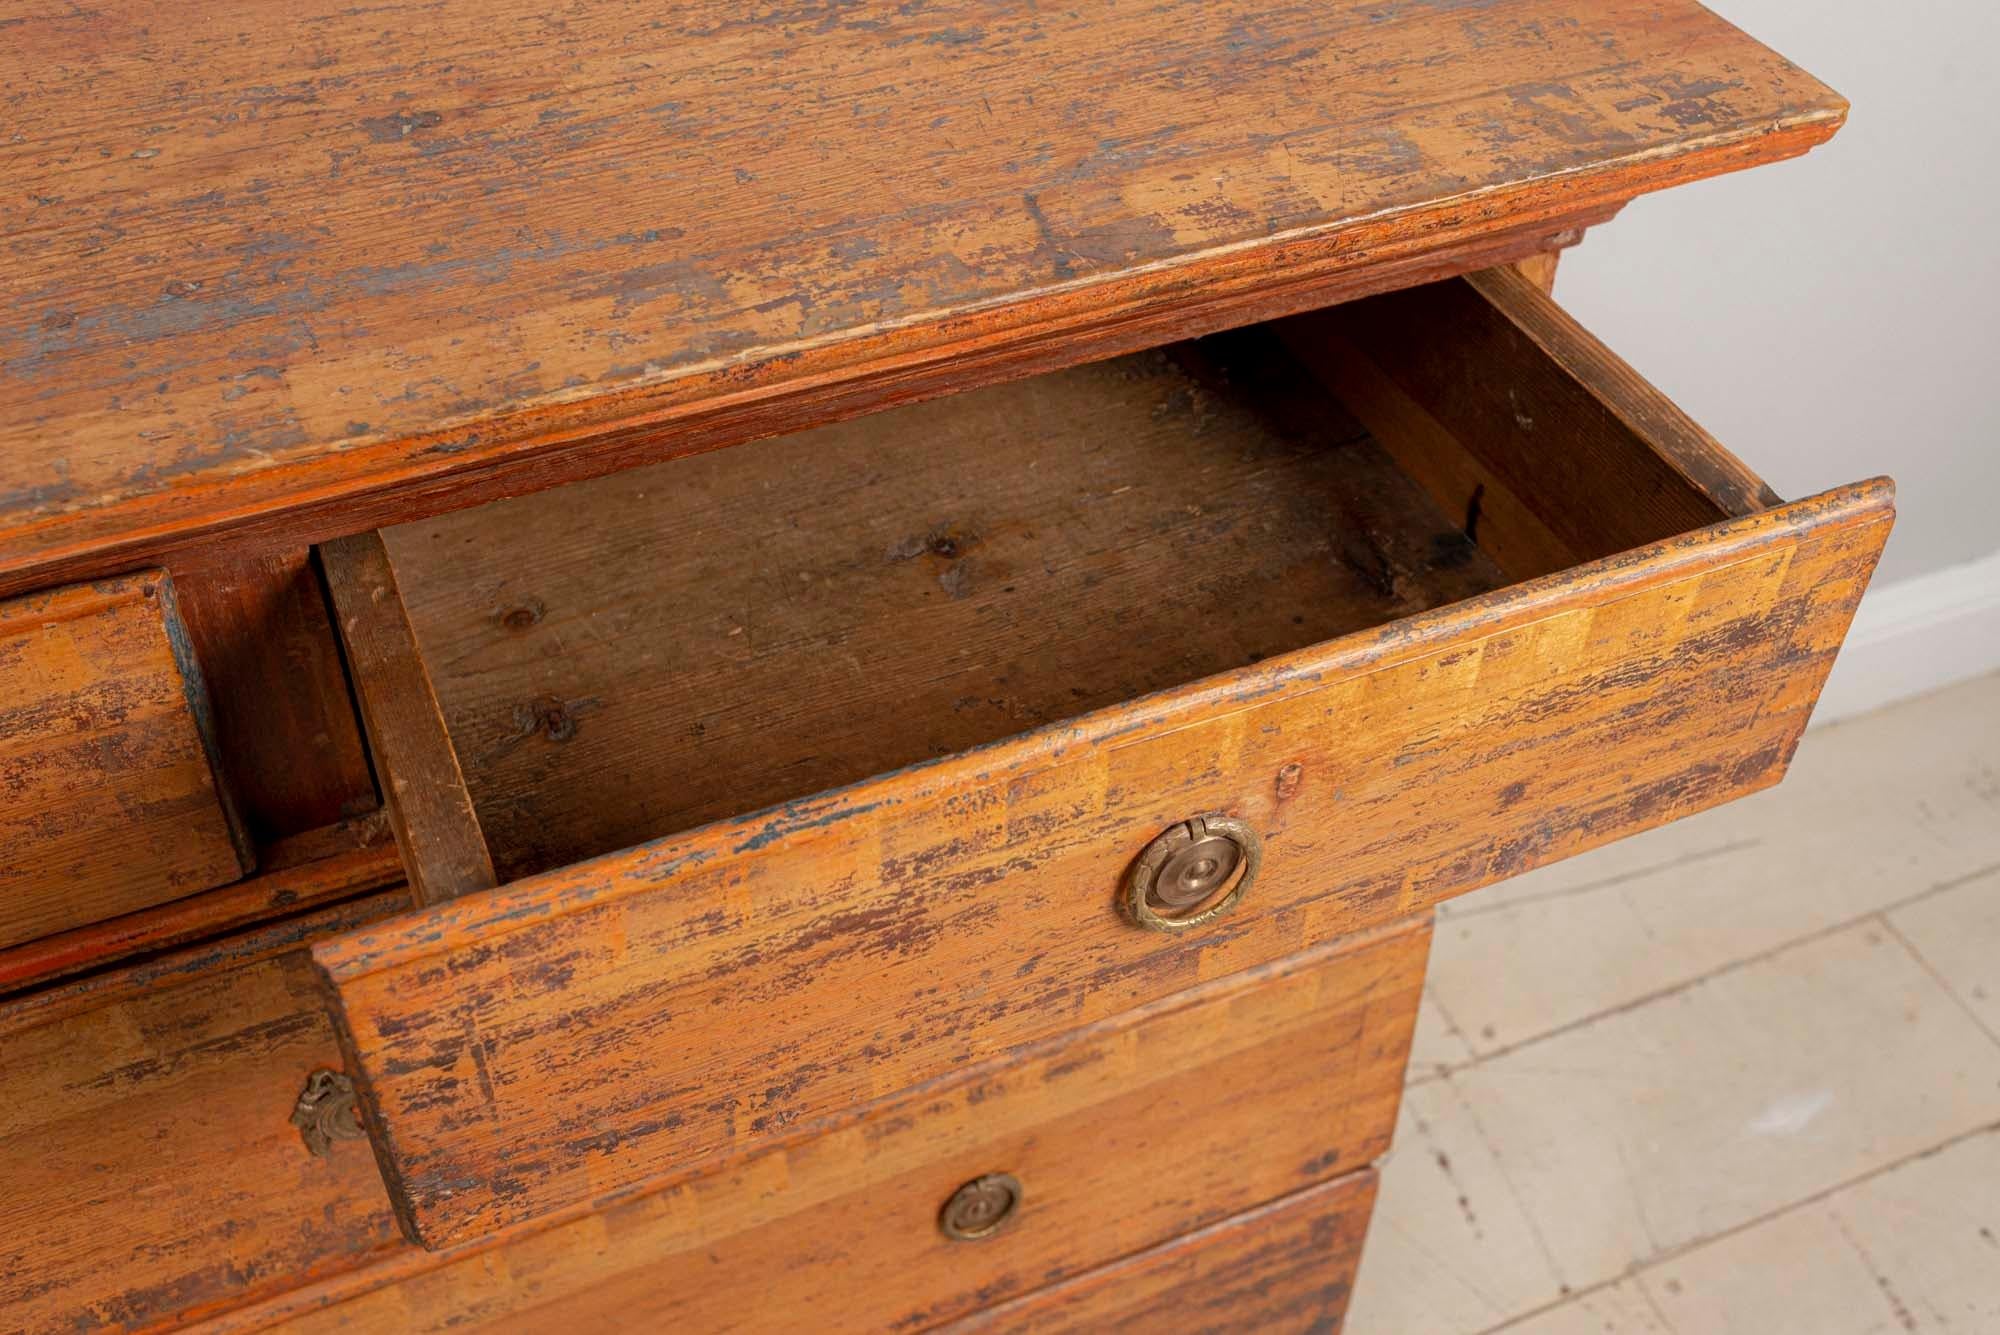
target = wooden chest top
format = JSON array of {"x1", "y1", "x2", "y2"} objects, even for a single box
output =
[{"x1": 0, "y1": 1, "x2": 1841, "y2": 587}]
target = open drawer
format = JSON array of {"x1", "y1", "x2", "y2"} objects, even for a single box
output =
[{"x1": 312, "y1": 266, "x2": 1892, "y2": 1247}]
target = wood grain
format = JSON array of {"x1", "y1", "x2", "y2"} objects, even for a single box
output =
[
  {"x1": 317, "y1": 477, "x2": 1892, "y2": 1247},
  {"x1": 211, "y1": 922, "x2": 1423, "y2": 1331},
  {"x1": 0, "y1": 813, "x2": 403, "y2": 995},
  {"x1": 0, "y1": 208, "x2": 1613, "y2": 607},
  {"x1": 320, "y1": 534, "x2": 497, "y2": 905},
  {"x1": 0, "y1": 571, "x2": 251, "y2": 947},
  {"x1": 943, "y1": 1170, "x2": 1377, "y2": 1334},
  {"x1": 1515, "y1": 250, "x2": 1563, "y2": 295},
  {"x1": 1460, "y1": 267, "x2": 1782, "y2": 519},
  {"x1": 383, "y1": 326, "x2": 1512, "y2": 880},
  {"x1": 173, "y1": 547, "x2": 378, "y2": 840},
  {"x1": 1281, "y1": 270, "x2": 1780, "y2": 581},
  {"x1": 0, "y1": 888, "x2": 407, "y2": 1038},
  {"x1": 0, "y1": 948, "x2": 403, "y2": 1332},
  {"x1": 0, "y1": 1, "x2": 1844, "y2": 589}
]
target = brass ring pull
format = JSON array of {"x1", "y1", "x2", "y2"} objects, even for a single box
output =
[
  {"x1": 1125, "y1": 814, "x2": 1261, "y2": 934},
  {"x1": 940, "y1": 1172, "x2": 1023, "y2": 1240},
  {"x1": 291, "y1": 1069, "x2": 367, "y2": 1157}
]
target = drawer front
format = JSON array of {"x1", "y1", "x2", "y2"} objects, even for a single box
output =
[
  {"x1": 318, "y1": 473, "x2": 1887, "y2": 1248},
  {"x1": 221, "y1": 922, "x2": 1420, "y2": 1330},
  {"x1": 0, "y1": 940, "x2": 403, "y2": 1333},
  {"x1": 1, "y1": 571, "x2": 250, "y2": 945},
  {"x1": 944, "y1": 1169, "x2": 1377, "y2": 1334}
]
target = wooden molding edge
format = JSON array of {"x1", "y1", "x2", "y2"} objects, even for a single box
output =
[{"x1": 0, "y1": 113, "x2": 1842, "y2": 598}]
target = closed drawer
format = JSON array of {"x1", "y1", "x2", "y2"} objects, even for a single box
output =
[
  {"x1": 0, "y1": 571, "x2": 250, "y2": 945},
  {"x1": 220, "y1": 921, "x2": 1421, "y2": 1331},
  {"x1": 0, "y1": 917, "x2": 404, "y2": 1333},
  {"x1": 313, "y1": 265, "x2": 1893, "y2": 1247},
  {"x1": 944, "y1": 1169, "x2": 1377, "y2": 1334}
]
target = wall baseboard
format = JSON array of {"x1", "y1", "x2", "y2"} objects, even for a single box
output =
[{"x1": 1811, "y1": 549, "x2": 2000, "y2": 727}]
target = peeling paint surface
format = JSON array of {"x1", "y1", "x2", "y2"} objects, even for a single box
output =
[
  {"x1": 0, "y1": 0, "x2": 1842, "y2": 574},
  {"x1": 313, "y1": 482, "x2": 1892, "y2": 1245},
  {"x1": 0, "y1": 571, "x2": 249, "y2": 933}
]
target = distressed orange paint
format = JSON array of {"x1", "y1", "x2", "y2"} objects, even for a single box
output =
[{"x1": 0, "y1": 1, "x2": 1843, "y2": 592}]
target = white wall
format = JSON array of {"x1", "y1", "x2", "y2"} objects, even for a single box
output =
[{"x1": 1558, "y1": 0, "x2": 2000, "y2": 590}]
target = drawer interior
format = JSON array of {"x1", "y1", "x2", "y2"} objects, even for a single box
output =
[{"x1": 373, "y1": 267, "x2": 1771, "y2": 883}]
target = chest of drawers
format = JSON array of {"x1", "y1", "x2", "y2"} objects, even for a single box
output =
[{"x1": 0, "y1": 3, "x2": 1887, "y2": 1330}]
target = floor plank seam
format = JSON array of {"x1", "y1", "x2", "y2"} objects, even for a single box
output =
[
  {"x1": 1440, "y1": 1076, "x2": 1574, "y2": 1299},
  {"x1": 1632, "y1": 1278, "x2": 1683, "y2": 1335},
  {"x1": 1826, "y1": 1207, "x2": 1923, "y2": 1333},
  {"x1": 1468, "y1": 1117, "x2": 2000, "y2": 1335},
  {"x1": 1434, "y1": 838, "x2": 1764, "y2": 922},
  {"x1": 1878, "y1": 910, "x2": 2000, "y2": 1054},
  {"x1": 1406, "y1": 856, "x2": 2000, "y2": 1089},
  {"x1": 1422, "y1": 983, "x2": 1480, "y2": 1070}
]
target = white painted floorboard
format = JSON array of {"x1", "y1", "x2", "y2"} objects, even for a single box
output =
[{"x1": 1348, "y1": 671, "x2": 2000, "y2": 1334}]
